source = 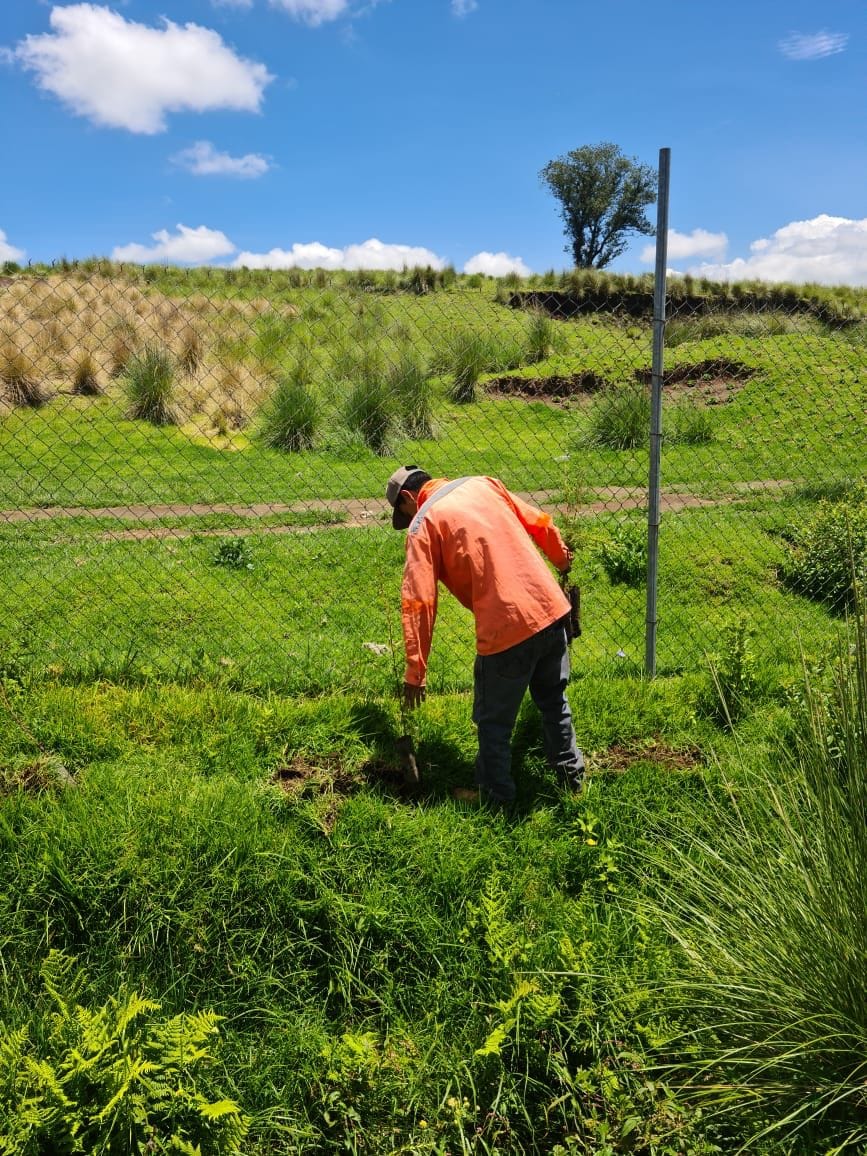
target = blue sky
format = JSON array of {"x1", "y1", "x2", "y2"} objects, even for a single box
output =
[{"x1": 1, "y1": 0, "x2": 865, "y2": 282}]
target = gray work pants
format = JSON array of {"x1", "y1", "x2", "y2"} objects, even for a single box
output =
[{"x1": 472, "y1": 616, "x2": 584, "y2": 805}]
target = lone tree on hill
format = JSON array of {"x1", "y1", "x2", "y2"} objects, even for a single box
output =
[{"x1": 540, "y1": 142, "x2": 657, "y2": 269}]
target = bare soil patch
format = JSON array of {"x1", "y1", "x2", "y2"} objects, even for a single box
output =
[
  {"x1": 635, "y1": 357, "x2": 755, "y2": 405},
  {"x1": 270, "y1": 750, "x2": 421, "y2": 801},
  {"x1": 485, "y1": 370, "x2": 611, "y2": 402},
  {"x1": 591, "y1": 735, "x2": 703, "y2": 774}
]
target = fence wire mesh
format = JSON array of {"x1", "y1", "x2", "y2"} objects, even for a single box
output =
[{"x1": 1, "y1": 262, "x2": 864, "y2": 695}]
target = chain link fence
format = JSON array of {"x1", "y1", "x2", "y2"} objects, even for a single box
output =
[{"x1": 1, "y1": 260, "x2": 864, "y2": 695}]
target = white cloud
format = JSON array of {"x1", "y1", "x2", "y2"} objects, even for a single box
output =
[
  {"x1": 0, "y1": 229, "x2": 26, "y2": 264},
  {"x1": 779, "y1": 30, "x2": 848, "y2": 61},
  {"x1": 451, "y1": 0, "x2": 479, "y2": 16},
  {"x1": 641, "y1": 228, "x2": 728, "y2": 263},
  {"x1": 233, "y1": 237, "x2": 448, "y2": 270},
  {"x1": 685, "y1": 215, "x2": 867, "y2": 286},
  {"x1": 269, "y1": 0, "x2": 350, "y2": 24},
  {"x1": 463, "y1": 251, "x2": 532, "y2": 277},
  {"x1": 15, "y1": 4, "x2": 272, "y2": 134},
  {"x1": 112, "y1": 224, "x2": 237, "y2": 264},
  {"x1": 171, "y1": 140, "x2": 271, "y2": 178}
]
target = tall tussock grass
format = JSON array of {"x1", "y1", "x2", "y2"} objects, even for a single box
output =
[
  {"x1": 643, "y1": 592, "x2": 867, "y2": 1151},
  {"x1": 260, "y1": 353, "x2": 319, "y2": 452},
  {"x1": 0, "y1": 343, "x2": 48, "y2": 407},
  {"x1": 123, "y1": 344, "x2": 178, "y2": 425}
]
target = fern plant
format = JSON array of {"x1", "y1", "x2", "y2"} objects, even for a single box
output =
[{"x1": 0, "y1": 950, "x2": 249, "y2": 1155}]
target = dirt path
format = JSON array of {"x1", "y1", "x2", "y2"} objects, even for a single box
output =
[{"x1": 0, "y1": 481, "x2": 793, "y2": 542}]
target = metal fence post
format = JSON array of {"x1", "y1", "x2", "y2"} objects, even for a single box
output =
[{"x1": 645, "y1": 147, "x2": 671, "y2": 676}]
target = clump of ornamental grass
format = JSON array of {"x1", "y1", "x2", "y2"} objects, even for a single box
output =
[
  {"x1": 71, "y1": 351, "x2": 102, "y2": 396},
  {"x1": 388, "y1": 353, "x2": 433, "y2": 440},
  {"x1": 123, "y1": 344, "x2": 178, "y2": 425},
  {"x1": 260, "y1": 354, "x2": 320, "y2": 452},
  {"x1": 0, "y1": 343, "x2": 48, "y2": 407},
  {"x1": 108, "y1": 323, "x2": 138, "y2": 377},
  {"x1": 641, "y1": 591, "x2": 867, "y2": 1152},
  {"x1": 583, "y1": 381, "x2": 651, "y2": 450}
]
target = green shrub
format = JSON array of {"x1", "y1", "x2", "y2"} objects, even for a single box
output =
[
  {"x1": 667, "y1": 397, "x2": 714, "y2": 444},
  {"x1": 643, "y1": 599, "x2": 867, "y2": 1150},
  {"x1": 388, "y1": 353, "x2": 433, "y2": 440},
  {"x1": 124, "y1": 344, "x2": 177, "y2": 425},
  {"x1": 583, "y1": 382, "x2": 650, "y2": 450},
  {"x1": 260, "y1": 355, "x2": 319, "y2": 452},
  {"x1": 0, "y1": 950, "x2": 249, "y2": 1155},
  {"x1": 778, "y1": 482, "x2": 867, "y2": 610},
  {"x1": 599, "y1": 520, "x2": 647, "y2": 586}
]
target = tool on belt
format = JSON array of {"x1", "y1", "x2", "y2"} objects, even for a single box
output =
[{"x1": 559, "y1": 570, "x2": 581, "y2": 645}]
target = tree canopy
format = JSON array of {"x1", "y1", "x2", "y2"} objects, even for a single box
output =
[{"x1": 540, "y1": 142, "x2": 657, "y2": 269}]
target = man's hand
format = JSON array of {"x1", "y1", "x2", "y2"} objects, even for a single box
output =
[
  {"x1": 561, "y1": 548, "x2": 574, "y2": 574},
  {"x1": 403, "y1": 682, "x2": 426, "y2": 709}
]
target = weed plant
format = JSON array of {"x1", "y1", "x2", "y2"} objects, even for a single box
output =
[
  {"x1": 599, "y1": 519, "x2": 648, "y2": 586},
  {"x1": 583, "y1": 381, "x2": 651, "y2": 450},
  {"x1": 260, "y1": 354, "x2": 319, "y2": 452},
  {"x1": 124, "y1": 344, "x2": 178, "y2": 425},
  {"x1": 643, "y1": 596, "x2": 867, "y2": 1151}
]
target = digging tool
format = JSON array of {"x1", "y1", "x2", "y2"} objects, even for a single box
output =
[{"x1": 383, "y1": 592, "x2": 421, "y2": 787}]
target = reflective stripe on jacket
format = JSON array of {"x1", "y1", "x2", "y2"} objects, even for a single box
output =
[{"x1": 401, "y1": 476, "x2": 571, "y2": 686}]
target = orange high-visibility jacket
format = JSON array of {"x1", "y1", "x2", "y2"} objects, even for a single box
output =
[{"x1": 401, "y1": 476, "x2": 571, "y2": 686}]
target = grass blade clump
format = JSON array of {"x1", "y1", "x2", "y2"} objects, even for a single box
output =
[
  {"x1": 261, "y1": 354, "x2": 319, "y2": 452},
  {"x1": 343, "y1": 349, "x2": 394, "y2": 454},
  {"x1": 667, "y1": 397, "x2": 714, "y2": 444},
  {"x1": 524, "y1": 309, "x2": 566, "y2": 364},
  {"x1": 71, "y1": 351, "x2": 102, "y2": 396},
  {"x1": 583, "y1": 381, "x2": 651, "y2": 450},
  {"x1": 448, "y1": 331, "x2": 487, "y2": 403},
  {"x1": 0, "y1": 343, "x2": 48, "y2": 407},
  {"x1": 124, "y1": 344, "x2": 177, "y2": 425},
  {"x1": 388, "y1": 353, "x2": 433, "y2": 440},
  {"x1": 643, "y1": 592, "x2": 867, "y2": 1150}
]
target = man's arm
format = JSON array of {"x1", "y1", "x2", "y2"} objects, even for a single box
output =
[
  {"x1": 488, "y1": 478, "x2": 572, "y2": 571},
  {"x1": 401, "y1": 522, "x2": 440, "y2": 692}
]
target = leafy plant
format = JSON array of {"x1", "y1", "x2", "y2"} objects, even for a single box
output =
[
  {"x1": 260, "y1": 354, "x2": 319, "y2": 452},
  {"x1": 0, "y1": 950, "x2": 249, "y2": 1155},
  {"x1": 599, "y1": 520, "x2": 647, "y2": 586},
  {"x1": 644, "y1": 596, "x2": 867, "y2": 1151},
  {"x1": 778, "y1": 482, "x2": 867, "y2": 611},
  {"x1": 697, "y1": 615, "x2": 761, "y2": 728},
  {"x1": 213, "y1": 538, "x2": 254, "y2": 570},
  {"x1": 123, "y1": 344, "x2": 178, "y2": 425},
  {"x1": 583, "y1": 381, "x2": 650, "y2": 449}
]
